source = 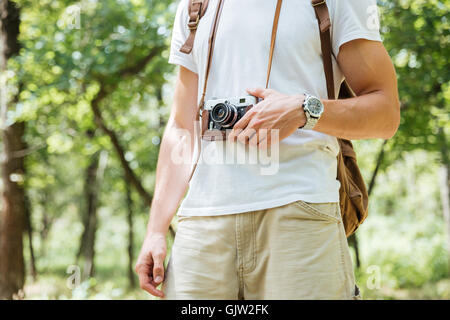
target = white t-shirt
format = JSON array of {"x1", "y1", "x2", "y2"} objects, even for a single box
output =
[{"x1": 169, "y1": 0, "x2": 381, "y2": 216}]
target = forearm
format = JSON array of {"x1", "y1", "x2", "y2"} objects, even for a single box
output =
[
  {"x1": 147, "y1": 119, "x2": 194, "y2": 235},
  {"x1": 314, "y1": 90, "x2": 400, "y2": 140}
]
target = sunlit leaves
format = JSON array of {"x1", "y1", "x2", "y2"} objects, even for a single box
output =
[
  {"x1": 379, "y1": 0, "x2": 450, "y2": 156},
  {"x1": 46, "y1": 132, "x2": 74, "y2": 154}
]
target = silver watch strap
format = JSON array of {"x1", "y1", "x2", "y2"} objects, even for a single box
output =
[{"x1": 302, "y1": 111, "x2": 319, "y2": 130}]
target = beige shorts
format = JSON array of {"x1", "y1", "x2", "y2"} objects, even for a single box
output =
[{"x1": 162, "y1": 201, "x2": 360, "y2": 300}]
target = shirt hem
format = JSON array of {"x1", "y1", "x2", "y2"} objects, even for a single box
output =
[
  {"x1": 335, "y1": 31, "x2": 382, "y2": 57},
  {"x1": 177, "y1": 192, "x2": 340, "y2": 217}
]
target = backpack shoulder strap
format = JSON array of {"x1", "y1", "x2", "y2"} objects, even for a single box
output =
[
  {"x1": 180, "y1": 0, "x2": 209, "y2": 54},
  {"x1": 311, "y1": 0, "x2": 335, "y2": 99}
]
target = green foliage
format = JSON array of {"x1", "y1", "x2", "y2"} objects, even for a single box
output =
[
  {"x1": 352, "y1": 148, "x2": 449, "y2": 298},
  {"x1": 379, "y1": 0, "x2": 450, "y2": 160},
  {"x1": 12, "y1": 0, "x2": 177, "y2": 226}
]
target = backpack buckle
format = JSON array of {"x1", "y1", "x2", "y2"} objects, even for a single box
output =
[
  {"x1": 188, "y1": 1, "x2": 203, "y2": 30},
  {"x1": 188, "y1": 14, "x2": 200, "y2": 30}
]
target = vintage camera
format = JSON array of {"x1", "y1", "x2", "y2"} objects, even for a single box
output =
[{"x1": 204, "y1": 96, "x2": 257, "y2": 131}]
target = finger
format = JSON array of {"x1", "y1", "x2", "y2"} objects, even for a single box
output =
[
  {"x1": 248, "y1": 127, "x2": 265, "y2": 147},
  {"x1": 246, "y1": 87, "x2": 275, "y2": 99},
  {"x1": 246, "y1": 87, "x2": 277, "y2": 100},
  {"x1": 152, "y1": 251, "x2": 166, "y2": 284},
  {"x1": 256, "y1": 129, "x2": 268, "y2": 147},
  {"x1": 136, "y1": 264, "x2": 165, "y2": 298},
  {"x1": 248, "y1": 129, "x2": 259, "y2": 147},
  {"x1": 141, "y1": 280, "x2": 165, "y2": 298},
  {"x1": 135, "y1": 260, "x2": 152, "y2": 279},
  {"x1": 237, "y1": 127, "x2": 257, "y2": 145},
  {"x1": 227, "y1": 128, "x2": 242, "y2": 142},
  {"x1": 260, "y1": 127, "x2": 277, "y2": 149},
  {"x1": 259, "y1": 135, "x2": 272, "y2": 150},
  {"x1": 246, "y1": 87, "x2": 265, "y2": 98}
]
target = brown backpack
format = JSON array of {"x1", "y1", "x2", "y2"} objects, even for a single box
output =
[
  {"x1": 181, "y1": 0, "x2": 369, "y2": 237},
  {"x1": 311, "y1": 0, "x2": 369, "y2": 236}
]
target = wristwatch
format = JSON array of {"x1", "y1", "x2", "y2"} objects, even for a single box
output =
[{"x1": 300, "y1": 94, "x2": 324, "y2": 130}]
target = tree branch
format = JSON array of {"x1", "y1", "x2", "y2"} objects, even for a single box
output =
[
  {"x1": 368, "y1": 139, "x2": 389, "y2": 196},
  {"x1": 91, "y1": 86, "x2": 153, "y2": 205},
  {"x1": 90, "y1": 46, "x2": 175, "y2": 236},
  {"x1": 118, "y1": 48, "x2": 161, "y2": 77}
]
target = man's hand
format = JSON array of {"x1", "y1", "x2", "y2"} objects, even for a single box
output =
[
  {"x1": 135, "y1": 233, "x2": 167, "y2": 298},
  {"x1": 228, "y1": 88, "x2": 306, "y2": 148}
]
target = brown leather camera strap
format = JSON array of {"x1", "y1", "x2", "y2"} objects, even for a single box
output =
[
  {"x1": 197, "y1": 0, "x2": 225, "y2": 115},
  {"x1": 266, "y1": 0, "x2": 283, "y2": 89},
  {"x1": 188, "y1": 0, "x2": 283, "y2": 182},
  {"x1": 180, "y1": 0, "x2": 210, "y2": 54},
  {"x1": 311, "y1": 0, "x2": 335, "y2": 99},
  {"x1": 197, "y1": 0, "x2": 283, "y2": 119},
  {"x1": 187, "y1": 0, "x2": 225, "y2": 182}
]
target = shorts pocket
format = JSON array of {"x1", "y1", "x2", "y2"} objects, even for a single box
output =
[{"x1": 293, "y1": 200, "x2": 341, "y2": 223}]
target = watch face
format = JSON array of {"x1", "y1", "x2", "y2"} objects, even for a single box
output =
[{"x1": 306, "y1": 97, "x2": 324, "y2": 117}]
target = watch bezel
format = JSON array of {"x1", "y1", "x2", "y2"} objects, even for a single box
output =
[{"x1": 304, "y1": 95, "x2": 324, "y2": 118}]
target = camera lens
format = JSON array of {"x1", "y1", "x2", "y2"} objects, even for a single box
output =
[{"x1": 211, "y1": 102, "x2": 238, "y2": 128}]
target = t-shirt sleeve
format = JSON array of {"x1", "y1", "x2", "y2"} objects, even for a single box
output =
[
  {"x1": 168, "y1": 0, "x2": 198, "y2": 73},
  {"x1": 329, "y1": 0, "x2": 382, "y2": 57}
]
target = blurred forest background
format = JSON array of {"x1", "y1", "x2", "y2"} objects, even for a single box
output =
[{"x1": 0, "y1": 0, "x2": 449, "y2": 300}]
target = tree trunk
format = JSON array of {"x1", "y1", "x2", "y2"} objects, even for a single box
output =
[
  {"x1": 348, "y1": 139, "x2": 388, "y2": 270},
  {"x1": 367, "y1": 140, "x2": 389, "y2": 196},
  {"x1": 38, "y1": 188, "x2": 52, "y2": 258},
  {"x1": 24, "y1": 193, "x2": 37, "y2": 280},
  {"x1": 77, "y1": 147, "x2": 108, "y2": 280},
  {"x1": 348, "y1": 234, "x2": 361, "y2": 268},
  {"x1": 0, "y1": 0, "x2": 26, "y2": 300},
  {"x1": 77, "y1": 150, "x2": 100, "y2": 279},
  {"x1": 438, "y1": 127, "x2": 450, "y2": 272},
  {"x1": 0, "y1": 122, "x2": 26, "y2": 299},
  {"x1": 125, "y1": 177, "x2": 136, "y2": 288},
  {"x1": 79, "y1": 149, "x2": 108, "y2": 280},
  {"x1": 439, "y1": 164, "x2": 450, "y2": 272}
]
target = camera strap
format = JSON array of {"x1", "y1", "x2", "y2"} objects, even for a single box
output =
[
  {"x1": 196, "y1": 0, "x2": 282, "y2": 118},
  {"x1": 197, "y1": 0, "x2": 225, "y2": 115},
  {"x1": 266, "y1": 0, "x2": 283, "y2": 89},
  {"x1": 188, "y1": 0, "x2": 283, "y2": 182}
]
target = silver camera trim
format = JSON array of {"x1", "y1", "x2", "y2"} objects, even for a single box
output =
[{"x1": 204, "y1": 95, "x2": 257, "y2": 111}]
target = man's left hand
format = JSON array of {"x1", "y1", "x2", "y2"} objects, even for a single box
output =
[{"x1": 228, "y1": 88, "x2": 306, "y2": 148}]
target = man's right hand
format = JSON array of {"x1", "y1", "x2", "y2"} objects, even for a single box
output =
[{"x1": 135, "y1": 233, "x2": 167, "y2": 298}]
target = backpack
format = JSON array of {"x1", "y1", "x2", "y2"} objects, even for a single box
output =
[{"x1": 180, "y1": 0, "x2": 369, "y2": 237}]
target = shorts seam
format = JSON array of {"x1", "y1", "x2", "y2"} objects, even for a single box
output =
[
  {"x1": 252, "y1": 213, "x2": 256, "y2": 272},
  {"x1": 235, "y1": 215, "x2": 244, "y2": 298},
  {"x1": 336, "y1": 207, "x2": 354, "y2": 299},
  {"x1": 243, "y1": 212, "x2": 257, "y2": 274}
]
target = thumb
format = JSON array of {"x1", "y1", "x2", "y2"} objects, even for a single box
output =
[
  {"x1": 152, "y1": 250, "x2": 166, "y2": 284},
  {"x1": 246, "y1": 87, "x2": 269, "y2": 99}
]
